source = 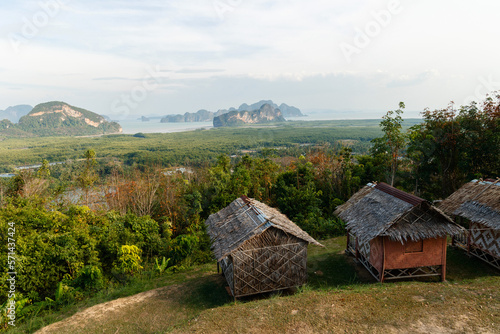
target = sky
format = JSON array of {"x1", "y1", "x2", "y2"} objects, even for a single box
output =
[{"x1": 1, "y1": 0, "x2": 500, "y2": 119}]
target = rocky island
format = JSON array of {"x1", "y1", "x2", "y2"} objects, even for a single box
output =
[
  {"x1": 213, "y1": 103, "x2": 286, "y2": 127},
  {"x1": 160, "y1": 100, "x2": 303, "y2": 123}
]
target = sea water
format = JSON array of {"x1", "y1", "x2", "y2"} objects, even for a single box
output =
[{"x1": 116, "y1": 119, "x2": 213, "y2": 134}]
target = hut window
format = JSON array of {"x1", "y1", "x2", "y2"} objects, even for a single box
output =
[{"x1": 404, "y1": 240, "x2": 423, "y2": 253}]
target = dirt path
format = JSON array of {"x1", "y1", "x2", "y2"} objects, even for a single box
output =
[{"x1": 36, "y1": 285, "x2": 189, "y2": 334}]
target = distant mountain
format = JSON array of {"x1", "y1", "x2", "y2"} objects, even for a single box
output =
[
  {"x1": 213, "y1": 104, "x2": 286, "y2": 127},
  {"x1": 277, "y1": 103, "x2": 303, "y2": 117},
  {"x1": 220, "y1": 100, "x2": 304, "y2": 117},
  {"x1": 0, "y1": 101, "x2": 122, "y2": 137},
  {"x1": 238, "y1": 101, "x2": 303, "y2": 117},
  {"x1": 0, "y1": 105, "x2": 33, "y2": 122},
  {"x1": 161, "y1": 109, "x2": 215, "y2": 123},
  {"x1": 160, "y1": 100, "x2": 303, "y2": 123},
  {"x1": 238, "y1": 101, "x2": 276, "y2": 113}
]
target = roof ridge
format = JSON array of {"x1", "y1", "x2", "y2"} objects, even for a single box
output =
[
  {"x1": 470, "y1": 179, "x2": 498, "y2": 202},
  {"x1": 374, "y1": 182, "x2": 425, "y2": 206}
]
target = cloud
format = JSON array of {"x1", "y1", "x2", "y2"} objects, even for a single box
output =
[
  {"x1": 93, "y1": 77, "x2": 138, "y2": 81},
  {"x1": 175, "y1": 68, "x2": 225, "y2": 74},
  {"x1": 1, "y1": 0, "x2": 500, "y2": 119},
  {"x1": 386, "y1": 70, "x2": 438, "y2": 88}
]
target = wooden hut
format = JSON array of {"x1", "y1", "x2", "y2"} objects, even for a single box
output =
[
  {"x1": 205, "y1": 196, "x2": 322, "y2": 299},
  {"x1": 439, "y1": 179, "x2": 500, "y2": 270},
  {"x1": 334, "y1": 182, "x2": 462, "y2": 282}
]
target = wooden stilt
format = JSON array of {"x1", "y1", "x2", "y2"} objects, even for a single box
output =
[{"x1": 441, "y1": 237, "x2": 447, "y2": 282}]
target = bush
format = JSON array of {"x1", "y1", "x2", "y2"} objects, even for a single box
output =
[
  {"x1": 296, "y1": 213, "x2": 346, "y2": 239},
  {"x1": 113, "y1": 245, "x2": 143, "y2": 275},
  {"x1": 72, "y1": 265, "x2": 104, "y2": 291}
]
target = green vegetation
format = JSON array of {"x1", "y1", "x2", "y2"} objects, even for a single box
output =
[
  {"x1": 365, "y1": 93, "x2": 499, "y2": 199},
  {"x1": 4, "y1": 236, "x2": 499, "y2": 333},
  {"x1": 406, "y1": 97, "x2": 499, "y2": 198},
  {"x1": 0, "y1": 94, "x2": 498, "y2": 332},
  {"x1": 0, "y1": 122, "x2": 385, "y2": 173},
  {"x1": 0, "y1": 102, "x2": 121, "y2": 138}
]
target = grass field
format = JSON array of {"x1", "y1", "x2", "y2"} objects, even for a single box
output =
[{"x1": 10, "y1": 236, "x2": 499, "y2": 334}]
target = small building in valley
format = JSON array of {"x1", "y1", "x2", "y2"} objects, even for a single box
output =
[
  {"x1": 334, "y1": 182, "x2": 462, "y2": 282},
  {"x1": 439, "y1": 179, "x2": 500, "y2": 270},
  {"x1": 205, "y1": 196, "x2": 323, "y2": 299}
]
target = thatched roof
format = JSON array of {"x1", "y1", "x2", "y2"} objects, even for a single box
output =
[
  {"x1": 334, "y1": 182, "x2": 462, "y2": 244},
  {"x1": 439, "y1": 179, "x2": 500, "y2": 228},
  {"x1": 205, "y1": 196, "x2": 323, "y2": 261},
  {"x1": 455, "y1": 201, "x2": 499, "y2": 229}
]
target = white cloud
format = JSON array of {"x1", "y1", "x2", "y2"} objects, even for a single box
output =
[{"x1": 1, "y1": 0, "x2": 499, "y2": 117}]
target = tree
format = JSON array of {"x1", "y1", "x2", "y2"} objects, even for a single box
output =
[
  {"x1": 379, "y1": 102, "x2": 406, "y2": 186},
  {"x1": 457, "y1": 94, "x2": 500, "y2": 178},
  {"x1": 77, "y1": 149, "x2": 98, "y2": 206},
  {"x1": 37, "y1": 159, "x2": 50, "y2": 179},
  {"x1": 10, "y1": 159, "x2": 51, "y2": 199},
  {"x1": 407, "y1": 94, "x2": 499, "y2": 198}
]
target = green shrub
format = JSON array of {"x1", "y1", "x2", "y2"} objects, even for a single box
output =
[
  {"x1": 72, "y1": 265, "x2": 104, "y2": 291},
  {"x1": 113, "y1": 245, "x2": 143, "y2": 275}
]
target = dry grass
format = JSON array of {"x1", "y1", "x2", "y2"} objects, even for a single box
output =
[
  {"x1": 26, "y1": 237, "x2": 500, "y2": 334},
  {"x1": 174, "y1": 282, "x2": 499, "y2": 334}
]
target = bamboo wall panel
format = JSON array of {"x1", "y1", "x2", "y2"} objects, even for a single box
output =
[
  {"x1": 232, "y1": 243, "x2": 307, "y2": 297},
  {"x1": 471, "y1": 222, "x2": 500, "y2": 258}
]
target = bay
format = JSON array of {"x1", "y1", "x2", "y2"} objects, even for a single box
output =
[{"x1": 116, "y1": 119, "x2": 213, "y2": 134}]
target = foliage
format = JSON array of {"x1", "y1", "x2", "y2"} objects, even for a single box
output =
[
  {"x1": 72, "y1": 266, "x2": 104, "y2": 291},
  {"x1": 0, "y1": 105, "x2": 496, "y2": 331},
  {"x1": 0, "y1": 120, "x2": 389, "y2": 173},
  {"x1": 155, "y1": 257, "x2": 170, "y2": 274},
  {"x1": 113, "y1": 245, "x2": 143, "y2": 275},
  {"x1": 374, "y1": 102, "x2": 406, "y2": 186},
  {"x1": 2, "y1": 101, "x2": 121, "y2": 137},
  {"x1": 76, "y1": 149, "x2": 98, "y2": 206},
  {"x1": 407, "y1": 93, "x2": 499, "y2": 198}
]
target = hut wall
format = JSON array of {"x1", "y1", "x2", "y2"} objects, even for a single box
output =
[
  {"x1": 358, "y1": 238, "x2": 371, "y2": 262},
  {"x1": 220, "y1": 256, "x2": 234, "y2": 295},
  {"x1": 369, "y1": 237, "x2": 384, "y2": 274},
  {"x1": 383, "y1": 237, "x2": 446, "y2": 270},
  {"x1": 471, "y1": 222, "x2": 500, "y2": 258},
  {"x1": 231, "y1": 233, "x2": 308, "y2": 297}
]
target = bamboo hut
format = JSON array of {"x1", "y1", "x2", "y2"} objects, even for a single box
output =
[
  {"x1": 439, "y1": 179, "x2": 500, "y2": 270},
  {"x1": 205, "y1": 196, "x2": 323, "y2": 299},
  {"x1": 334, "y1": 182, "x2": 462, "y2": 282}
]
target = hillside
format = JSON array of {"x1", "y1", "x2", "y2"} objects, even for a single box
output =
[
  {"x1": 29, "y1": 237, "x2": 500, "y2": 334},
  {"x1": 213, "y1": 103, "x2": 286, "y2": 127},
  {"x1": 1, "y1": 101, "x2": 122, "y2": 137}
]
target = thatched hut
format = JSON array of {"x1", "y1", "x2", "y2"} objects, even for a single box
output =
[
  {"x1": 439, "y1": 179, "x2": 500, "y2": 270},
  {"x1": 334, "y1": 182, "x2": 462, "y2": 282},
  {"x1": 205, "y1": 196, "x2": 322, "y2": 298}
]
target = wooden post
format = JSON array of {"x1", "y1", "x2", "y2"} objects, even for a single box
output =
[
  {"x1": 467, "y1": 221, "x2": 472, "y2": 255},
  {"x1": 441, "y1": 237, "x2": 447, "y2": 282},
  {"x1": 217, "y1": 261, "x2": 220, "y2": 274},
  {"x1": 346, "y1": 232, "x2": 349, "y2": 254},
  {"x1": 381, "y1": 237, "x2": 386, "y2": 283},
  {"x1": 355, "y1": 237, "x2": 359, "y2": 261}
]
